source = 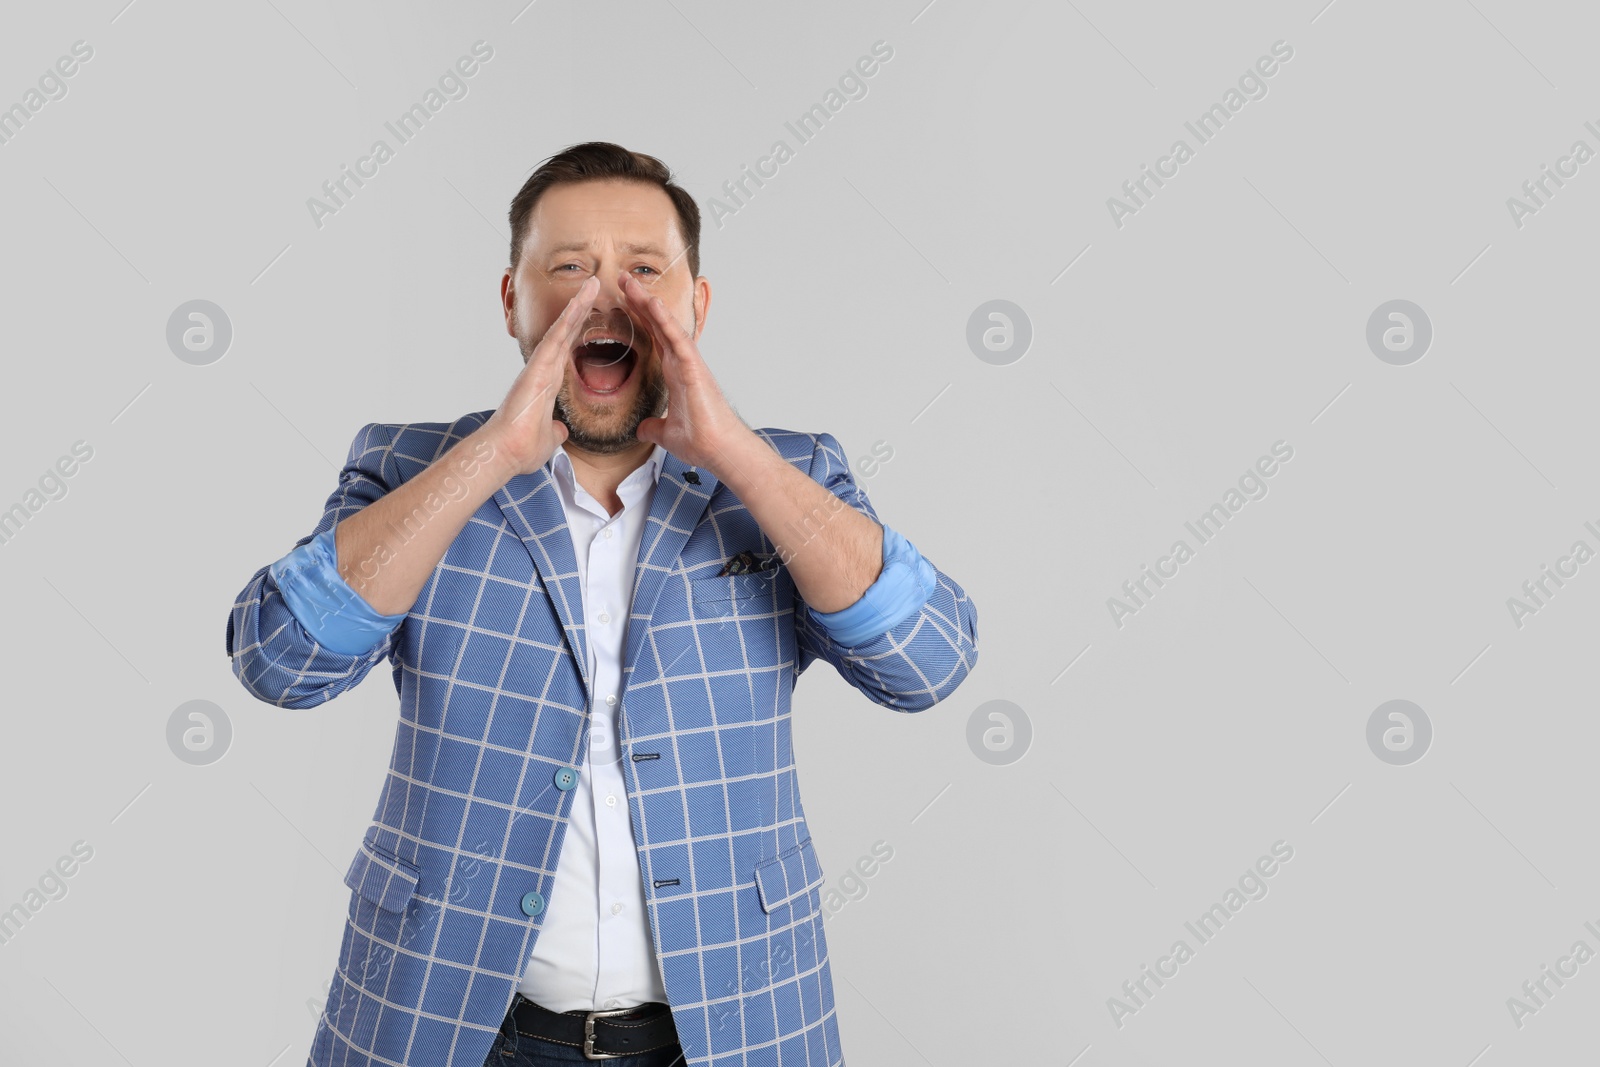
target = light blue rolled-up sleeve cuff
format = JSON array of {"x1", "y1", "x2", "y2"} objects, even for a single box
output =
[
  {"x1": 268, "y1": 528, "x2": 408, "y2": 656},
  {"x1": 805, "y1": 523, "x2": 937, "y2": 647}
]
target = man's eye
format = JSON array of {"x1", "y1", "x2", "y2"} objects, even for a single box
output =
[{"x1": 634, "y1": 266, "x2": 657, "y2": 275}]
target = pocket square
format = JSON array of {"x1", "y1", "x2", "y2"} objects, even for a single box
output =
[{"x1": 717, "y1": 550, "x2": 779, "y2": 577}]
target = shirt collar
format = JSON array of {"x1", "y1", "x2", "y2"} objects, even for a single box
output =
[{"x1": 550, "y1": 442, "x2": 668, "y2": 492}]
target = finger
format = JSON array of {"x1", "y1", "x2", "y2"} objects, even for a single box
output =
[
  {"x1": 618, "y1": 279, "x2": 686, "y2": 402},
  {"x1": 534, "y1": 275, "x2": 600, "y2": 370},
  {"x1": 616, "y1": 272, "x2": 667, "y2": 363},
  {"x1": 634, "y1": 415, "x2": 664, "y2": 446},
  {"x1": 620, "y1": 273, "x2": 693, "y2": 368},
  {"x1": 643, "y1": 283, "x2": 696, "y2": 358},
  {"x1": 507, "y1": 277, "x2": 598, "y2": 424}
]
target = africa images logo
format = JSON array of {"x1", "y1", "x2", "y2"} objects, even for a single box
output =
[
  {"x1": 305, "y1": 41, "x2": 494, "y2": 229},
  {"x1": 1107, "y1": 441, "x2": 1295, "y2": 628},
  {"x1": 1105, "y1": 40, "x2": 1295, "y2": 229}
]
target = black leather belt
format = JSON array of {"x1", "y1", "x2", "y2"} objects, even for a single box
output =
[{"x1": 509, "y1": 993, "x2": 678, "y2": 1060}]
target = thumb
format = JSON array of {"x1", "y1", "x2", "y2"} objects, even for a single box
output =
[{"x1": 635, "y1": 416, "x2": 665, "y2": 445}]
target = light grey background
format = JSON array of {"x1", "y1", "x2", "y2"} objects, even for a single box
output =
[{"x1": 2, "y1": 1, "x2": 1596, "y2": 1064}]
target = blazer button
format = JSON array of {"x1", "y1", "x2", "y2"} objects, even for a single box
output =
[
  {"x1": 554, "y1": 767, "x2": 577, "y2": 791},
  {"x1": 521, "y1": 890, "x2": 545, "y2": 917}
]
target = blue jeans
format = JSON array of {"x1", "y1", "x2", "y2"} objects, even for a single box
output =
[{"x1": 482, "y1": 998, "x2": 685, "y2": 1067}]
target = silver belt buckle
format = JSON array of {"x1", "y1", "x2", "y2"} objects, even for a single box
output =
[{"x1": 582, "y1": 1005, "x2": 639, "y2": 1060}]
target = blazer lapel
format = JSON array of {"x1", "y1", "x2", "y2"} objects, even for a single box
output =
[
  {"x1": 622, "y1": 450, "x2": 719, "y2": 692},
  {"x1": 490, "y1": 447, "x2": 720, "y2": 710},
  {"x1": 492, "y1": 466, "x2": 593, "y2": 703}
]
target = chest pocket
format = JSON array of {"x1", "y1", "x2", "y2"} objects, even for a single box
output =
[
  {"x1": 684, "y1": 567, "x2": 795, "y2": 637},
  {"x1": 687, "y1": 569, "x2": 785, "y2": 605},
  {"x1": 641, "y1": 568, "x2": 794, "y2": 683}
]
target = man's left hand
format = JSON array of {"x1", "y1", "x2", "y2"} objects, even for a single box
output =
[
  {"x1": 620, "y1": 271, "x2": 757, "y2": 476},
  {"x1": 618, "y1": 270, "x2": 883, "y2": 610}
]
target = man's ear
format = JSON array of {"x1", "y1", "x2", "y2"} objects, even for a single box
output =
[
  {"x1": 692, "y1": 275, "x2": 712, "y2": 342},
  {"x1": 500, "y1": 269, "x2": 517, "y2": 338}
]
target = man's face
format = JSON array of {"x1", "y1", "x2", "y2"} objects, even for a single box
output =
[{"x1": 502, "y1": 178, "x2": 709, "y2": 456}]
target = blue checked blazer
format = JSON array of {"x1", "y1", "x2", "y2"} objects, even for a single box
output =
[{"x1": 226, "y1": 410, "x2": 980, "y2": 1067}]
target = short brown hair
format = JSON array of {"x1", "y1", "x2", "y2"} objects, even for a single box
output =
[{"x1": 507, "y1": 141, "x2": 701, "y2": 278}]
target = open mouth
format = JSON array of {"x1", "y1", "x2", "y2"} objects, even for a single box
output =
[{"x1": 572, "y1": 337, "x2": 638, "y2": 396}]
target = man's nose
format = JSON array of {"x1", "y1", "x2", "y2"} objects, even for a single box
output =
[
  {"x1": 590, "y1": 265, "x2": 616, "y2": 305},
  {"x1": 587, "y1": 267, "x2": 634, "y2": 332},
  {"x1": 587, "y1": 259, "x2": 627, "y2": 306}
]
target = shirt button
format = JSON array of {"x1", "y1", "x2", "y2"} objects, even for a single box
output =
[
  {"x1": 611, "y1": 903, "x2": 623, "y2": 915},
  {"x1": 606, "y1": 795, "x2": 617, "y2": 808},
  {"x1": 604, "y1": 998, "x2": 619, "y2": 1008},
  {"x1": 553, "y1": 767, "x2": 578, "y2": 791},
  {"x1": 598, "y1": 612, "x2": 610, "y2": 625},
  {"x1": 521, "y1": 891, "x2": 545, "y2": 917},
  {"x1": 603, "y1": 528, "x2": 613, "y2": 539},
  {"x1": 605, "y1": 695, "x2": 618, "y2": 707}
]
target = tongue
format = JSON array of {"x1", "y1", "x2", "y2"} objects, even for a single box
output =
[{"x1": 577, "y1": 349, "x2": 631, "y2": 392}]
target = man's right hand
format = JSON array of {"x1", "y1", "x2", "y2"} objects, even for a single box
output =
[
  {"x1": 323, "y1": 275, "x2": 600, "y2": 618},
  {"x1": 479, "y1": 274, "x2": 600, "y2": 476}
]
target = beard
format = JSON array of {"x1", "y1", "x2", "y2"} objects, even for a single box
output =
[
  {"x1": 515, "y1": 306, "x2": 694, "y2": 457},
  {"x1": 551, "y1": 355, "x2": 667, "y2": 456}
]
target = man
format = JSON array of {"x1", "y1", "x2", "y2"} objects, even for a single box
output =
[{"x1": 227, "y1": 142, "x2": 979, "y2": 1067}]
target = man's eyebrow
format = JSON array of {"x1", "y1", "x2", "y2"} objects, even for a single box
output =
[{"x1": 542, "y1": 240, "x2": 672, "y2": 257}]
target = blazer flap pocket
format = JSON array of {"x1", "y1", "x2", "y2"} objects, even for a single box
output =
[
  {"x1": 688, "y1": 571, "x2": 781, "y2": 605},
  {"x1": 754, "y1": 836, "x2": 824, "y2": 914},
  {"x1": 344, "y1": 837, "x2": 421, "y2": 913}
]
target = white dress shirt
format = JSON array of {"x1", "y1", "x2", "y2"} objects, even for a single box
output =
[{"x1": 517, "y1": 441, "x2": 672, "y2": 1011}]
